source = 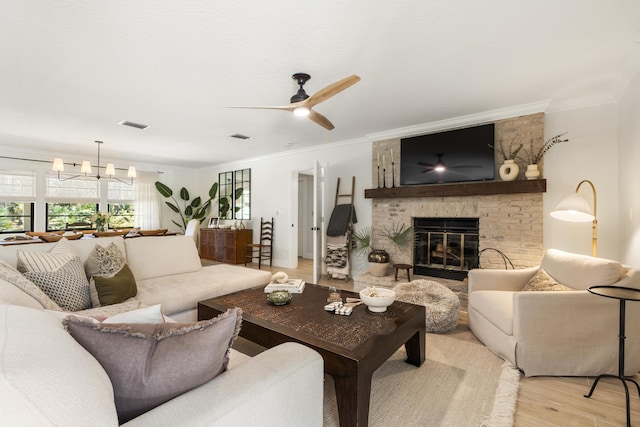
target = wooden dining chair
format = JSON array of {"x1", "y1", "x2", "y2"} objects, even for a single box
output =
[{"x1": 245, "y1": 217, "x2": 273, "y2": 269}]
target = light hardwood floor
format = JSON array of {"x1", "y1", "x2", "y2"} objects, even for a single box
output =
[{"x1": 242, "y1": 258, "x2": 640, "y2": 426}]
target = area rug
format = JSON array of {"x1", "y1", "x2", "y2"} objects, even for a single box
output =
[
  {"x1": 322, "y1": 326, "x2": 519, "y2": 427},
  {"x1": 232, "y1": 324, "x2": 519, "y2": 427}
]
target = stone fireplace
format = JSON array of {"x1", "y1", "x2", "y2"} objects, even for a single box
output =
[
  {"x1": 414, "y1": 217, "x2": 479, "y2": 280},
  {"x1": 367, "y1": 113, "x2": 546, "y2": 278}
]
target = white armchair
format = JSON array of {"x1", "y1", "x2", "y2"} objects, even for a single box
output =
[{"x1": 468, "y1": 249, "x2": 640, "y2": 377}]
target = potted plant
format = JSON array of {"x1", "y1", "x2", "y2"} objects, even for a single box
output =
[
  {"x1": 155, "y1": 182, "x2": 218, "y2": 232},
  {"x1": 519, "y1": 132, "x2": 569, "y2": 180},
  {"x1": 91, "y1": 211, "x2": 110, "y2": 233},
  {"x1": 353, "y1": 222, "x2": 413, "y2": 277},
  {"x1": 490, "y1": 140, "x2": 523, "y2": 181}
]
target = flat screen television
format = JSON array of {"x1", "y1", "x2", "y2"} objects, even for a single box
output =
[{"x1": 400, "y1": 123, "x2": 495, "y2": 185}]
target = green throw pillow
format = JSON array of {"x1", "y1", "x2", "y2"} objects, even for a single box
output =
[{"x1": 93, "y1": 264, "x2": 137, "y2": 306}]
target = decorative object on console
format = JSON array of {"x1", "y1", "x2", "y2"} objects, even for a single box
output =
[
  {"x1": 51, "y1": 140, "x2": 136, "y2": 185},
  {"x1": 550, "y1": 179, "x2": 597, "y2": 256},
  {"x1": 155, "y1": 181, "x2": 218, "y2": 232}
]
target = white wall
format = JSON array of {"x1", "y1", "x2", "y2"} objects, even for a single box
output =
[
  {"x1": 618, "y1": 69, "x2": 640, "y2": 267},
  {"x1": 543, "y1": 103, "x2": 620, "y2": 260},
  {"x1": 198, "y1": 139, "x2": 373, "y2": 275}
]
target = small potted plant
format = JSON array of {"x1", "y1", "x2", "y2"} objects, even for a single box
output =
[
  {"x1": 519, "y1": 132, "x2": 569, "y2": 180},
  {"x1": 490, "y1": 140, "x2": 523, "y2": 181},
  {"x1": 91, "y1": 212, "x2": 110, "y2": 233},
  {"x1": 353, "y1": 222, "x2": 412, "y2": 277}
]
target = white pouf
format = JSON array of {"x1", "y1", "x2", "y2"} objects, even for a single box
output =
[{"x1": 393, "y1": 279, "x2": 460, "y2": 333}]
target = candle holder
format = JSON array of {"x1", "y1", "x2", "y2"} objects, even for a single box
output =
[
  {"x1": 383, "y1": 168, "x2": 387, "y2": 188},
  {"x1": 377, "y1": 166, "x2": 381, "y2": 188},
  {"x1": 391, "y1": 162, "x2": 396, "y2": 187}
]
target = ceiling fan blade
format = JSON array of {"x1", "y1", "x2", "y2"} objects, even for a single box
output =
[
  {"x1": 308, "y1": 110, "x2": 335, "y2": 130},
  {"x1": 227, "y1": 105, "x2": 294, "y2": 112},
  {"x1": 305, "y1": 75, "x2": 361, "y2": 108}
]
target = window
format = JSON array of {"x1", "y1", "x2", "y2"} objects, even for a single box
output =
[
  {"x1": 46, "y1": 173, "x2": 100, "y2": 231},
  {"x1": 0, "y1": 202, "x2": 34, "y2": 233},
  {"x1": 46, "y1": 203, "x2": 98, "y2": 231},
  {"x1": 218, "y1": 168, "x2": 251, "y2": 220},
  {"x1": 108, "y1": 181, "x2": 135, "y2": 228},
  {"x1": 108, "y1": 203, "x2": 134, "y2": 228},
  {"x1": 0, "y1": 170, "x2": 36, "y2": 233}
]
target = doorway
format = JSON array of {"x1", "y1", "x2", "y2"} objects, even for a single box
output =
[{"x1": 298, "y1": 173, "x2": 314, "y2": 259}]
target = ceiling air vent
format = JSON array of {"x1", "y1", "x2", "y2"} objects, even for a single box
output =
[
  {"x1": 118, "y1": 120, "x2": 149, "y2": 130},
  {"x1": 229, "y1": 134, "x2": 251, "y2": 140}
]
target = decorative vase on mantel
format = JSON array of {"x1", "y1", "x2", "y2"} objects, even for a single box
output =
[
  {"x1": 368, "y1": 249, "x2": 390, "y2": 277},
  {"x1": 525, "y1": 164, "x2": 541, "y2": 180},
  {"x1": 499, "y1": 159, "x2": 519, "y2": 181}
]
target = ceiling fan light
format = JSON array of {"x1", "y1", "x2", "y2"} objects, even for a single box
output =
[
  {"x1": 293, "y1": 107, "x2": 310, "y2": 117},
  {"x1": 434, "y1": 165, "x2": 446, "y2": 172}
]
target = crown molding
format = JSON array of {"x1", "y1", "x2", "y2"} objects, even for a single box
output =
[{"x1": 365, "y1": 100, "x2": 552, "y2": 142}]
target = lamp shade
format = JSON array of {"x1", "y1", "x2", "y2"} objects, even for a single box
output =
[
  {"x1": 52, "y1": 158, "x2": 65, "y2": 172},
  {"x1": 127, "y1": 166, "x2": 137, "y2": 178},
  {"x1": 80, "y1": 160, "x2": 92, "y2": 174},
  {"x1": 105, "y1": 163, "x2": 116, "y2": 176},
  {"x1": 550, "y1": 193, "x2": 595, "y2": 222}
]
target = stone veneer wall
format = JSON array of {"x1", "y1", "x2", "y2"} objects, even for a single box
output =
[{"x1": 371, "y1": 113, "x2": 545, "y2": 270}]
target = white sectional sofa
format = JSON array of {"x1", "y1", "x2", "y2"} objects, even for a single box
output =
[
  {"x1": 0, "y1": 235, "x2": 272, "y2": 321},
  {"x1": 0, "y1": 235, "x2": 324, "y2": 426}
]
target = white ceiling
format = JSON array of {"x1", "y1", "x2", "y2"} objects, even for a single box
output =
[{"x1": 1, "y1": 1, "x2": 639, "y2": 168}]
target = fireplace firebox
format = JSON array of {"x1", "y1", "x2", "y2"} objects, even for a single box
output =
[{"x1": 413, "y1": 217, "x2": 479, "y2": 280}]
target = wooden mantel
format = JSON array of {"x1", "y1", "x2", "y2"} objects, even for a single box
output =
[{"x1": 364, "y1": 179, "x2": 546, "y2": 199}]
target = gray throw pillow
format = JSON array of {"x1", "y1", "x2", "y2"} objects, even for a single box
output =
[{"x1": 64, "y1": 307, "x2": 243, "y2": 423}]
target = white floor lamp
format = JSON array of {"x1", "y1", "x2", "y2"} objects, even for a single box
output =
[{"x1": 550, "y1": 179, "x2": 598, "y2": 257}]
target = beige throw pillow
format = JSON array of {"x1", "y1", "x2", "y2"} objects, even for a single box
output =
[
  {"x1": 64, "y1": 307, "x2": 243, "y2": 423},
  {"x1": 522, "y1": 268, "x2": 573, "y2": 292}
]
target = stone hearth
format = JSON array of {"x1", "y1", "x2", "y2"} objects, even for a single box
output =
[{"x1": 369, "y1": 113, "x2": 545, "y2": 273}]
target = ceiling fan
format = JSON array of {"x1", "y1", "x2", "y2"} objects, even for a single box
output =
[{"x1": 229, "y1": 73, "x2": 361, "y2": 130}]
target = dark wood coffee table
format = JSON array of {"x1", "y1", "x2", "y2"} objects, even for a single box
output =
[{"x1": 198, "y1": 284, "x2": 425, "y2": 427}]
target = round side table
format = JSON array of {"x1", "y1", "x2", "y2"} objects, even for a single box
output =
[{"x1": 585, "y1": 285, "x2": 640, "y2": 427}]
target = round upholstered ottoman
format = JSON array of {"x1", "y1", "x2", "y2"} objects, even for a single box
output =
[{"x1": 393, "y1": 280, "x2": 460, "y2": 333}]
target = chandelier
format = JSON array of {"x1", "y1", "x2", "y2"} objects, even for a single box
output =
[{"x1": 51, "y1": 140, "x2": 136, "y2": 185}]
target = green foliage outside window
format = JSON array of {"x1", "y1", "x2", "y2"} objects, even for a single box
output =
[
  {"x1": 108, "y1": 203, "x2": 134, "y2": 229},
  {"x1": 47, "y1": 203, "x2": 97, "y2": 231},
  {"x1": 0, "y1": 202, "x2": 33, "y2": 233}
]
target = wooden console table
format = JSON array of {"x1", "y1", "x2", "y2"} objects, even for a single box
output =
[{"x1": 200, "y1": 228, "x2": 252, "y2": 264}]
